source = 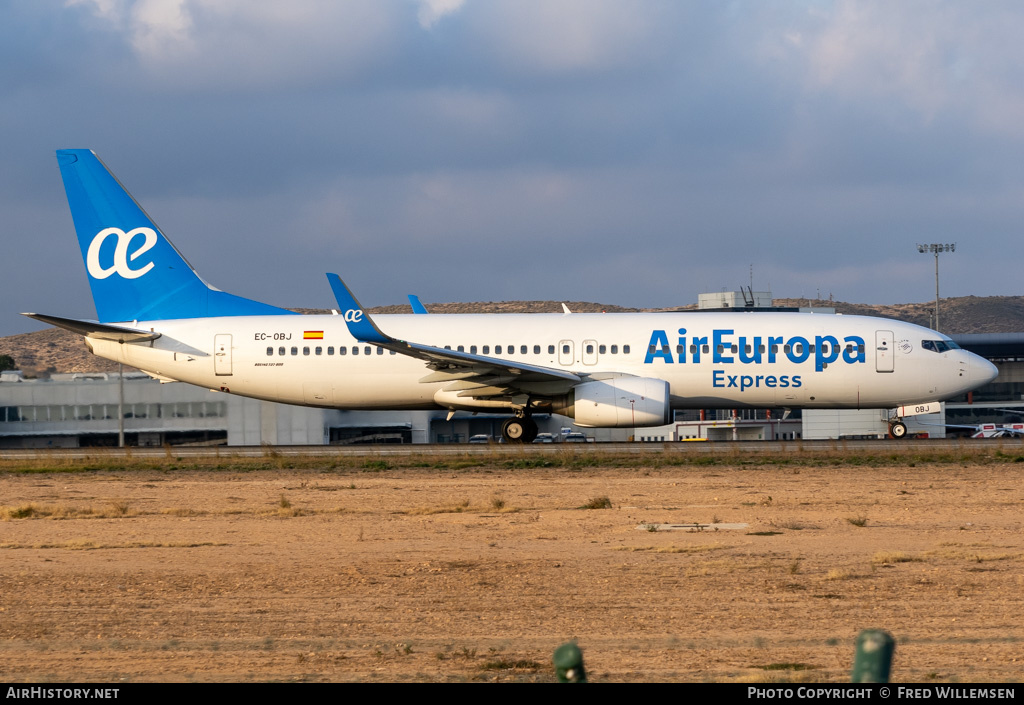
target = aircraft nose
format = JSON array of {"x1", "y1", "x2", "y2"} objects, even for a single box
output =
[{"x1": 969, "y1": 353, "x2": 998, "y2": 386}]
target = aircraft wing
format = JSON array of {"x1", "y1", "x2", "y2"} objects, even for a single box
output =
[{"x1": 326, "y1": 274, "x2": 581, "y2": 398}]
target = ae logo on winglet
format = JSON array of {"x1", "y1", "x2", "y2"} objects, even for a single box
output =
[{"x1": 87, "y1": 227, "x2": 158, "y2": 280}]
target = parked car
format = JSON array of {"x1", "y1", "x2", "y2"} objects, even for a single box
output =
[
  {"x1": 468, "y1": 434, "x2": 491, "y2": 444},
  {"x1": 564, "y1": 432, "x2": 589, "y2": 443},
  {"x1": 532, "y1": 433, "x2": 555, "y2": 443}
]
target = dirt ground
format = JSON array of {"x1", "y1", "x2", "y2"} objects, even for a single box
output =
[{"x1": 1, "y1": 449, "x2": 1022, "y2": 683}]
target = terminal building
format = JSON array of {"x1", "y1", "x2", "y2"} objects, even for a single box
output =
[{"x1": 3, "y1": 294, "x2": 1021, "y2": 446}]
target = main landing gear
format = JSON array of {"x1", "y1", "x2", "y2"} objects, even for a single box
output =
[{"x1": 502, "y1": 414, "x2": 538, "y2": 443}]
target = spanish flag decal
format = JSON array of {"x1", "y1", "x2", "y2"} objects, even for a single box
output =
[{"x1": 303, "y1": 331, "x2": 324, "y2": 340}]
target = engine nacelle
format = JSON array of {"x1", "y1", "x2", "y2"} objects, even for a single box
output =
[{"x1": 563, "y1": 377, "x2": 671, "y2": 428}]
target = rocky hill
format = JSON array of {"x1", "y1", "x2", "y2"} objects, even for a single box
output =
[{"x1": 3, "y1": 295, "x2": 1022, "y2": 376}]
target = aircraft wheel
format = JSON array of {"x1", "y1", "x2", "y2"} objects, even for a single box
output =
[
  {"x1": 889, "y1": 421, "x2": 908, "y2": 439},
  {"x1": 502, "y1": 417, "x2": 539, "y2": 443},
  {"x1": 502, "y1": 418, "x2": 528, "y2": 443}
]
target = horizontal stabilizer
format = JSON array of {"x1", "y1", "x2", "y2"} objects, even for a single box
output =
[{"x1": 22, "y1": 313, "x2": 161, "y2": 343}]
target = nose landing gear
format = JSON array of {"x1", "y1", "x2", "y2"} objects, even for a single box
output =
[{"x1": 888, "y1": 420, "x2": 908, "y2": 439}]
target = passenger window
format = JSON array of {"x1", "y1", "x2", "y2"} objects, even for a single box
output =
[
  {"x1": 611, "y1": 345, "x2": 618, "y2": 354},
  {"x1": 533, "y1": 345, "x2": 540, "y2": 354},
  {"x1": 759, "y1": 345, "x2": 765, "y2": 353},
  {"x1": 586, "y1": 344, "x2": 594, "y2": 354},
  {"x1": 266, "y1": 347, "x2": 273, "y2": 356},
  {"x1": 352, "y1": 347, "x2": 359, "y2": 355},
  {"x1": 649, "y1": 345, "x2": 657, "y2": 354},
  {"x1": 483, "y1": 346, "x2": 490, "y2": 354},
  {"x1": 315, "y1": 347, "x2": 322, "y2": 355},
  {"x1": 376, "y1": 347, "x2": 384, "y2": 355},
  {"x1": 548, "y1": 344, "x2": 555, "y2": 354},
  {"x1": 744, "y1": 345, "x2": 751, "y2": 354},
  {"x1": 303, "y1": 347, "x2": 310, "y2": 355},
  {"x1": 278, "y1": 347, "x2": 285, "y2": 356},
  {"x1": 495, "y1": 345, "x2": 502, "y2": 354},
  {"x1": 689, "y1": 345, "x2": 696, "y2": 354},
  {"x1": 327, "y1": 347, "x2": 334, "y2": 355},
  {"x1": 520, "y1": 345, "x2": 528, "y2": 355},
  {"x1": 623, "y1": 345, "x2": 630, "y2": 354},
  {"x1": 731, "y1": 344, "x2": 738, "y2": 353},
  {"x1": 291, "y1": 347, "x2": 298, "y2": 356},
  {"x1": 457, "y1": 345, "x2": 464, "y2": 352},
  {"x1": 470, "y1": 346, "x2": 477, "y2": 354},
  {"x1": 364, "y1": 347, "x2": 371, "y2": 355},
  {"x1": 339, "y1": 347, "x2": 347, "y2": 355},
  {"x1": 599, "y1": 345, "x2": 606, "y2": 354},
  {"x1": 562, "y1": 344, "x2": 570, "y2": 354},
  {"x1": 784, "y1": 345, "x2": 791, "y2": 354}
]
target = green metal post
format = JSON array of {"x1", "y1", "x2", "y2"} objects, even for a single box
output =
[
  {"x1": 851, "y1": 629, "x2": 895, "y2": 683},
  {"x1": 553, "y1": 642, "x2": 586, "y2": 683}
]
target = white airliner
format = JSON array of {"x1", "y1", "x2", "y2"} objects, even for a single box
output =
[{"x1": 24, "y1": 150, "x2": 998, "y2": 442}]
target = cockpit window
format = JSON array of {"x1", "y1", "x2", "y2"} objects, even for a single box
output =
[{"x1": 922, "y1": 339, "x2": 961, "y2": 353}]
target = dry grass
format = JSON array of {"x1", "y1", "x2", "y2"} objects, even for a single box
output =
[
  {"x1": 0, "y1": 540, "x2": 226, "y2": 550},
  {"x1": 617, "y1": 543, "x2": 731, "y2": 554},
  {"x1": 2, "y1": 502, "x2": 343, "y2": 520},
  {"x1": 924, "y1": 548, "x2": 1024, "y2": 563},
  {"x1": 160, "y1": 507, "x2": 205, "y2": 517},
  {"x1": 406, "y1": 498, "x2": 518, "y2": 515},
  {"x1": 0, "y1": 444, "x2": 1020, "y2": 479},
  {"x1": 872, "y1": 551, "x2": 921, "y2": 565},
  {"x1": 825, "y1": 568, "x2": 856, "y2": 581},
  {"x1": 1, "y1": 502, "x2": 138, "y2": 520},
  {"x1": 406, "y1": 499, "x2": 473, "y2": 515}
]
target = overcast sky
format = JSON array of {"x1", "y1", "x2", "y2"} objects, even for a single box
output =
[{"x1": 3, "y1": 0, "x2": 1024, "y2": 336}]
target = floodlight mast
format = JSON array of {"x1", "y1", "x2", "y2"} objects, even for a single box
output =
[{"x1": 916, "y1": 243, "x2": 956, "y2": 330}]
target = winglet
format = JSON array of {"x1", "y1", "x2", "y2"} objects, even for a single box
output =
[
  {"x1": 325, "y1": 273, "x2": 392, "y2": 345},
  {"x1": 408, "y1": 294, "x2": 429, "y2": 314}
]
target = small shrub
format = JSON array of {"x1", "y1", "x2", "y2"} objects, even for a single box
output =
[{"x1": 579, "y1": 496, "x2": 612, "y2": 510}]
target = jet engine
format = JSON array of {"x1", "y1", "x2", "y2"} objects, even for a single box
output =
[{"x1": 556, "y1": 377, "x2": 671, "y2": 428}]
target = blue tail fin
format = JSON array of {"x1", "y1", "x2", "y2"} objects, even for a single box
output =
[{"x1": 56, "y1": 149, "x2": 289, "y2": 322}]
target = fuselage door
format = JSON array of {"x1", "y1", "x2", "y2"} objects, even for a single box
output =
[
  {"x1": 558, "y1": 340, "x2": 574, "y2": 366},
  {"x1": 582, "y1": 339, "x2": 598, "y2": 366},
  {"x1": 875, "y1": 330, "x2": 893, "y2": 373},
  {"x1": 214, "y1": 334, "x2": 232, "y2": 376}
]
